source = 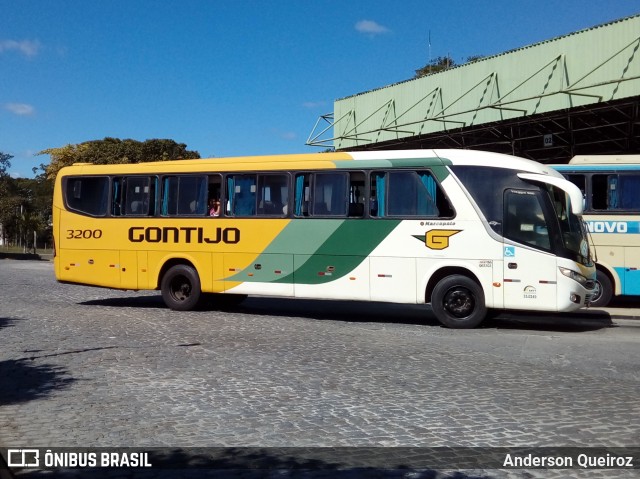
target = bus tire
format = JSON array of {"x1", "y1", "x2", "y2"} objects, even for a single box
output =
[
  {"x1": 161, "y1": 264, "x2": 202, "y2": 311},
  {"x1": 431, "y1": 275, "x2": 487, "y2": 329},
  {"x1": 591, "y1": 269, "x2": 613, "y2": 307}
]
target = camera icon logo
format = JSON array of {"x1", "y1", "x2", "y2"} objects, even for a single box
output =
[{"x1": 7, "y1": 449, "x2": 40, "y2": 467}]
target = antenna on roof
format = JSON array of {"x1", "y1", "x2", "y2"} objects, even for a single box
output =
[{"x1": 428, "y1": 30, "x2": 432, "y2": 73}]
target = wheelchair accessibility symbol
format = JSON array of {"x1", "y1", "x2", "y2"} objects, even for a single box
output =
[{"x1": 504, "y1": 246, "x2": 516, "y2": 257}]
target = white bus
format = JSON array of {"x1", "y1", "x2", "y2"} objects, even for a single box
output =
[
  {"x1": 53, "y1": 149, "x2": 596, "y2": 328},
  {"x1": 554, "y1": 155, "x2": 640, "y2": 306}
]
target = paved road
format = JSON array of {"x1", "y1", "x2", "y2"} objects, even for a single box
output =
[{"x1": 0, "y1": 260, "x2": 639, "y2": 478}]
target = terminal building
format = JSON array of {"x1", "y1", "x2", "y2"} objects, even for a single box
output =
[{"x1": 307, "y1": 14, "x2": 640, "y2": 164}]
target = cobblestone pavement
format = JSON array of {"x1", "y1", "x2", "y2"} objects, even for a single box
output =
[{"x1": 0, "y1": 260, "x2": 639, "y2": 478}]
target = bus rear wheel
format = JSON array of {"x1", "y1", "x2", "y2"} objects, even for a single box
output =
[
  {"x1": 431, "y1": 275, "x2": 487, "y2": 329},
  {"x1": 161, "y1": 264, "x2": 202, "y2": 311}
]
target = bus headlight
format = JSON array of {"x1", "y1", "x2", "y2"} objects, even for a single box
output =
[{"x1": 559, "y1": 267, "x2": 588, "y2": 286}]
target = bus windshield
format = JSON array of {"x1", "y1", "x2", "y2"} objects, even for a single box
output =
[{"x1": 547, "y1": 184, "x2": 593, "y2": 267}]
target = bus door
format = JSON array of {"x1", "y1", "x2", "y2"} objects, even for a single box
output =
[{"x1": 502, "y1": 189, "x2": 558, "y2": 309}]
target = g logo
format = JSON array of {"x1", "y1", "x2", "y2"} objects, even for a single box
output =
[{"x1": 426, "y1": 230, "x2": 461, "y2": 250}]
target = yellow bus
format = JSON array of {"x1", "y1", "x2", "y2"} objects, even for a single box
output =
[{"x1": 53, "y1": 149, "x2": 596, "y2": 328}]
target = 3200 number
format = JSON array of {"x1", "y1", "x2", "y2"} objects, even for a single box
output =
[{"x1": 66, "y1": 229, "x2": 103, "y2": 239}]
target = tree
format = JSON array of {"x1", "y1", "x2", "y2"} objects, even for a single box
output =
[
  {"x1": 466, "y1": 55, "x2": 485, "y2": 63},
  {"x1": 0, "y1": 175, "x2": 47, "y2": 250},
  {"x1": 414, "y1": 55, "x2": 485, "y2": 78},
  {"x1": 0, "y1": 151, "x2": 11, "y2": 177},
  {"x1": 0, "y1": 138, "x2": 201, "y2": 250},
  {"x1": 414, "y1": 56, "x2": 456, "y2": 78},
  {"x1": 0, "y1": 152, "x2": 36, "y2": 248},
  {"x1": 38, "y1": 138, "x2": 201, "y2": 180},
  {"x1": 19, "y1": 173, "x2": 54, "y2": 248},
  {"x1": 0, "y1": 152, "x2": 15, "y2": 244},
  {"x1": 37, "y1": 143, "x2": 88, "y2": 181}
]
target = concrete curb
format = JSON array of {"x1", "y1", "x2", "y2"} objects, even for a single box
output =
[{"x1": 577, "y1": 308, "x2": 640, "y2": 320}]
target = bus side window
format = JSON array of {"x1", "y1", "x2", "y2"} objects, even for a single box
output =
[
  {"x1": 207, "y1": 174, "x2": 223, "y2": 217},
  {"x1": 371, "y1": 170, "x2": 451, "y2": 219},
  {"x1": 565, "y1": 174, "x2": 586, "y2": 210},
  {"x1": 348, "y1": 172, "x2": 365, "y2": 217},
  {"x1": 257, "y1": 174, "x2": 289, "y2": 216},
  {"x1": 112, "y1": 177, "x2": 123, "y2": 216},
  {"x1": 294, "y1": 173, "x2": 311, "y2": 217},
  {"x1": 388, "y1": 170, "x2": 440, "y2": 217},
  {"x1": 618, "y1": 174, "x2": 640, "y2": 210},
  {"x1": 590, "y1": 173, "x2": 640, "y2": 211},
  {"x1": 504, "y1": 190, "x2": 550, "y2": 250},
  {"x1": 227, "y1": 174, "x2": 257, "y2": 216},
  {"x1": 162, "y1": 175, "x2": 208, "y2": 216},
  {"x1": 124, "y1": 177, "x2": 152, "y2": 216},
  {"x1": 370, "y1": 172, "x2": 384, "y2": 217},
  {"x1": 312, "y1": 173, "x2": 348, "y2": 216},
  {"x1": 65, "y1": 176, "x2": 109, "y2": 217},
  {"x1": 592, "y1": 174, "x2": 609, "y2": 210}
]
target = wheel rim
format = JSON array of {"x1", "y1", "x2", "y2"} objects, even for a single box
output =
[
  {"x1": 169, "y1": 275, "x2": 192, "y2": 302},
  {"x1": 443, "y1": 287, "x2": 475, "y2": 318},
  {"x1": 591, "y1": 280, "x2": 603, "y2": 303}
]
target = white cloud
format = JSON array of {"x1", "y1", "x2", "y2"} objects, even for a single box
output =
[
  {"x1": 355, "y1": 20, "x2": 390, "y2": 36},
  {"x1": 5, "y1": 103, "x2": 35, "y2": 116},
  {"x1": 0, "y1": 39, "x2": 41, "y2": 57}
]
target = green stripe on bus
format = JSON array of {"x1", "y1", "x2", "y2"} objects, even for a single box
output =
[
  {"x1": 223, "y1": 220, "x2": 343, "y2": 283},
  {"x1": 276, "y1": 219, "x2": 401, "y2": 284},
  {"x1": 332, "y1": 157, "x2": 449, "y2": 169},
  {"x1": 331, "y1": 158, "x2": 451, "y2": 181},
  {"x1": 264, "y1": 219, "x2": 344, "y2": 255},
  {"x1": 226, "y1": 219, "x2": 401, "y2": 285}
]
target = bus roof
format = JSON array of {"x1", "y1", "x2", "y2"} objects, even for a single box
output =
[
  {"x1": 60, "y1": 149, "x2": 560, "y2": 177},
  {"x1": 569, "y1": 155, "x2": 640, "y2": 165}
]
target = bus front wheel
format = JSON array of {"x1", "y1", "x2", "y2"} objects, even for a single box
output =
[
  {"x1": 591, "y1": 270, "x2": 613, "y2": 308},
  {"x1": 431, "y1": 275, "x2": 487, "y2": 329},
  {"x1": 161, "y1": 264, "x2": 202, "y2": 311}
]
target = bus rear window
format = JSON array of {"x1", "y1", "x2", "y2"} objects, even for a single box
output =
[{"x1": 64, "y1": 176, "x2": 109, "y2": 216}]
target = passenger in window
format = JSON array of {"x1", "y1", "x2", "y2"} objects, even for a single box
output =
[
  {"x1": 370, "y1": 196, "x2": 378, "y2": 216},
  {"x1": 209, "y1": 198, "x2": 221, "y2": 217}
]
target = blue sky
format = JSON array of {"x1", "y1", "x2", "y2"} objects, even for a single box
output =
[{"x1": 2, "y1": 1, "x2": 639, "y2": 178}]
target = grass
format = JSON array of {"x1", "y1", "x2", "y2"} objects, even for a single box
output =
[{"x1": 1, "y1": 245, "x2": 54, "y2": 255}]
